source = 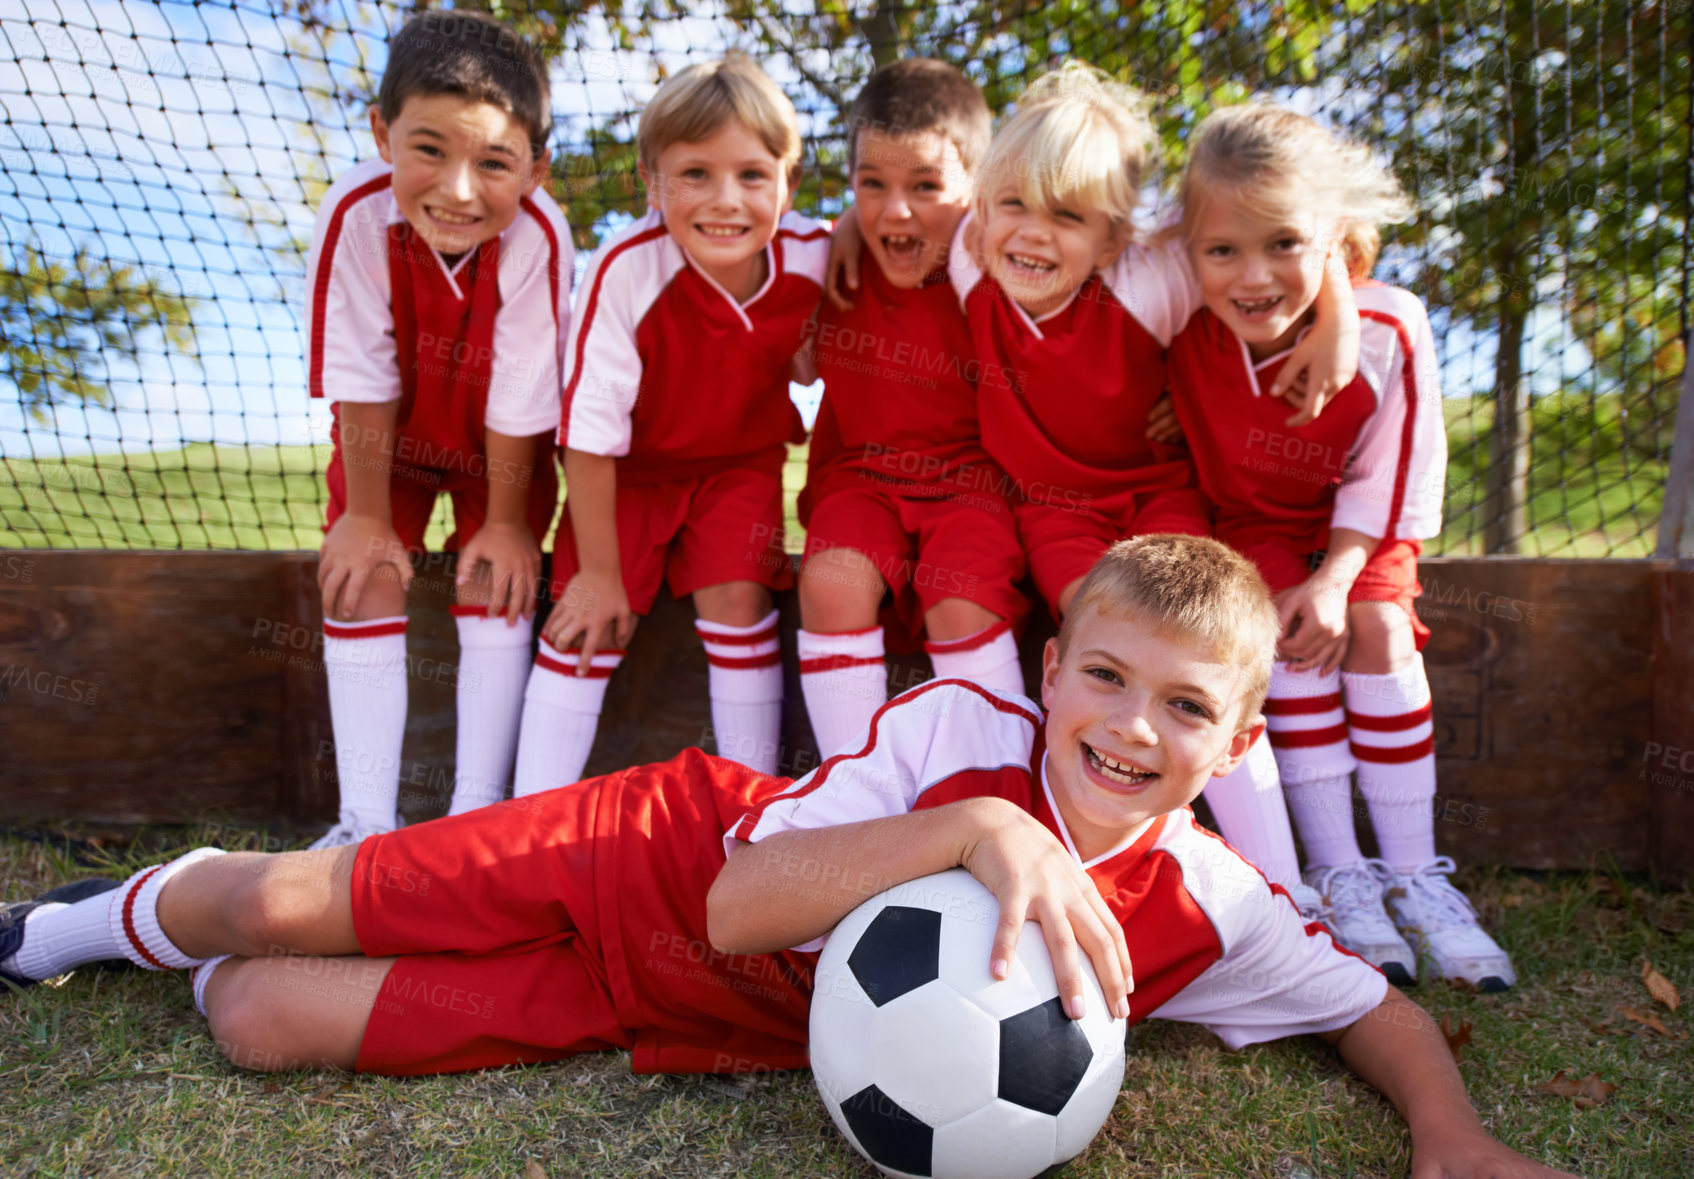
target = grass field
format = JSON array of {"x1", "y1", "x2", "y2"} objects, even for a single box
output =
[
  {"x1": 0, "y1": 394, "x2": 1668, "y2": 557},
  {"x1": 1, "y1": 829, "x2": 1688, "y2": 1178}
]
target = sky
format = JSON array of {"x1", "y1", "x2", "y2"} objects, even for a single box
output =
[{"x1": 0, "y1": 0, "x2": 1586, "y2": 462}]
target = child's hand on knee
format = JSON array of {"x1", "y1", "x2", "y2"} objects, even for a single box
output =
[
  {"x1": 543, "y1": 570, "x2": 636, "y2": 673},
  {"x1": 457, "y1": 522, "x2": 541, "y2": 625},
  {"x1": 1275, "y1": 576, "x2": 1351, "y2": 675},
  {"x1": 319, "y1": 515, "x2": 411, "y2": 620},
  {"x1": 960, "y1": 805, "x2": 1133, "y2": 1022}
]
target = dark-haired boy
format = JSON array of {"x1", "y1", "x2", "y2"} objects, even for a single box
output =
[
  {"x1": 3, "y1": 535, "x2": 1573, "y2": 1178},
  {"x1": 306, "y1": 11, "x2": 574, "y2": 844},
  {"x1": 798, "y1": 58, "x2": 1027, "y2": 758}
]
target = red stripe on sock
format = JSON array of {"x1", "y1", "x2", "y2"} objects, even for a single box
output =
[
  {"x1": 706, "y1": 650, "x2": 781, "y2": 670},
  {"x1": 121, "y1": 867, "x2": 168, "y2": 970},
  {"x1": 323, "y1": 619, "x2": 408, "y2": 640},
  {"x1": 696, "y1": 622, "x2": 780, "y2": 647},
  {"x1": 448, "y1": 604, "x2": 504, "y2": 618},
  {"x1": 1350, "y1": 736, "x2": 1436, "y2": 763},
  {"x1": 1346, "y1": 703, "x2": 1434, "y2": 732},
  {"x1": 1262, "y1": 692, "x2": 1343, "y2": 716},
  {"x1": 924, "y1": 619, "x2": 1010, "y2": 655},
  {"x1": 1267, "y1": 722, "x2": 1350, "y2": 749},
  {"x1": 800, "y1": 654, "x2": 884, "y2": 675},
  {"x1": 534, "y1": 650, "x2": 621, "y2": 679}
]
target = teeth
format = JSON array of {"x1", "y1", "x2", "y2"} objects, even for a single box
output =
[
  {"x1": 1087, "y1": 744, "x2": 1154, "y2": 785},
  {"x1": 1009, "y1": 253, "x2": 1056, "y2": 271},
  {"x1": 430, "y1": 208, "x2": 477, "y2": 225},
  {"x1": 697, "y1": 225, "x2": 746, "y2": 238},
  {"x1": 1236, "y1": 296, "x2": 1279, "y2": 314}
]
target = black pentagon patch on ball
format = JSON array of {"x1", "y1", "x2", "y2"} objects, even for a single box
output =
[
  {"x1": 998, "y1": 997, "x2": 1094, "y2": 1116},
  {"x1": 841, "y1": 1083, "x2": 934, "y2": 1176},
  {"x1": 847, "y1": 905, "x2": 942, "y2": 1007}
]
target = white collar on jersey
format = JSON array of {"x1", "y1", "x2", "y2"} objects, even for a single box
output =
[
  {"x1": 386, "y1": 201, "x2": 477, "y2": 296},
  {"x1": 672, "y1": 227, "x2": 779, "y2": 332},
  {"x1": 1039, "y1": 752, "x2": 1159, "y2": 870},
  {"x1": 1238, "y1": 322, "x2": 1315, "y2": 397}
]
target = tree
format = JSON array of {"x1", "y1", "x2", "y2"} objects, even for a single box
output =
[{"x1": 0, "y1": 242, "x2": 197, "y2": 423}]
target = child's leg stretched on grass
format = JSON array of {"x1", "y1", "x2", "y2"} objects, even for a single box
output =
[{"x1": 202, "y1": 951, "x2": 395, "y2": 1073}]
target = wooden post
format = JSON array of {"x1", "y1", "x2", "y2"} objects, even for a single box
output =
[{"x1": 1653, "y1": 330, "x2": 1694, "y2": 560}]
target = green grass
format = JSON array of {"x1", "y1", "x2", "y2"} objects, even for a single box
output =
[
  {"x1": 0, "y1": 398, "x2": 1667, "y2": 556},
  {"x1": 2, "y1": 830, "x2": 1689, "y2": 1177}
]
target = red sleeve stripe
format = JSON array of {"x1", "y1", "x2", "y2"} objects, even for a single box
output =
[
  {"x1": 120, "y1": 867, "x2": 168, "y2": 970},
  {"x1": 694, "y1": 621, "x2": 780, "y2": 647},
  {"x1": 323, "y1": 618, "x2": 409, "y2": 640},
  {"x1": 563, "y1": 224, "x2": 672, "y2": 407},
  {"x1": 730, "y1": 678, "x2": 1042, "y2": 841},
  {"x1": 518, "y1": 194, "x2": 562, "y2": 335},
  {"x1": 1345, "y1": 703, "x2": 1433, "y2": 732},
  {"x1": 534, "y1": 649, "x2": 624, "y2": 678},
  {"x1": 1351, "y1": 736, "x2": 1436, "y2": 764},
  {"x1": 1267, "y1": 723, "x2": 1349, "y2": 749},
  {"x1": 309, "y1": 172, "x2": 394, "y2": 400},
  {"x1": 800, "y1": 653, "x2": 883, "y2": 675},
  {"x1": 706, "y1": 650, "x2": 782, "y2": 670},
  {"x1": 923, "y1": 618, "x2": 1011, "y2": 655},
  {"x1": 1359, "y1": 308, "x2": 1419, "y2": 539},
  {"x1": 1261, "y1": 692, "x2": 1343, "y2": 716}
]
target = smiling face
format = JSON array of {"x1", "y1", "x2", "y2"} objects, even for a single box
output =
[
  {"x1": 371, "y1": 93, "x2": 546, "y2": 260},
  {"x1": 1039, "y1": 605, "x2": 1260, "y2": 862},
  {"x1": 851, "y1": 129, "x2": 973, "y2": 289},
  {"x1": 977, "y1": 180, "x2": 1126, "y2": 318},
  {"x1": 1188, "y1": 185, "x2": 1336, "y2": 361},
  {"x1": 641, "y1": 118, "x2": 793, "y2": 303}
]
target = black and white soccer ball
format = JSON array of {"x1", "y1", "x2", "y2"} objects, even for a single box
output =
[{"x1": 810, "y1": 869, "x2": 1126, "y2": 1179}]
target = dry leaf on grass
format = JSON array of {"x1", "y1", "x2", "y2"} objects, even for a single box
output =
[
  {"x1": 1642, "y1": 959, "x2": 1680, "y2": 1011},
  {"x1": 1620, "y1": 1005, "x2": 1685, "y2": 1038},
  {"x1": 1440, "y1": 1013, "x2": 1473, "y2": 1060},
  {"x1": 524, "y1": 1162, "x2": 549, "y2": 1179},
  {"x1": 1535, "y1": 1070, "x2": 1616, "y2": 1109}
]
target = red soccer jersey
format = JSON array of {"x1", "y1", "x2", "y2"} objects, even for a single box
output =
[
  {"x1": 562, "y1": 209, "x2": 828, "y2": 484},
  {"x1": 305, "y1": 157, "x2": 572, "y2": 463},
  {"x1": 801, "y1": 245, "x2": 999, "y2": 516},
  {"x1": 732, "y1": 680, "x2": 1387, "y2": 1048},
  {"x1": 1167, "y1": 282, "x2": 1447, "y2": 558},
  {"x1": 949, "y1": 217, "x2": 1204, "y2": 517}
]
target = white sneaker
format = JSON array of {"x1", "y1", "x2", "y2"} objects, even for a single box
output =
[
  {"x1": 1287, "y1": 880, "x2": 1329, "y2": 924},
  {"x1": 1375, "y1": 857, "x2": 1516, "y2": 992},
  {"x1": 1302, "y1": 861, "x2": 1417, "y2": 985},
  {"x1": 307, "y1": 819, "x2": 391, "y2": 851}
]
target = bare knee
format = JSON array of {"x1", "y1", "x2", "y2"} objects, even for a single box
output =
[
  {"x1": 694, "y1": 580, "x2": 772, "y2": 628},
  {"x1": 226, "y1": 847, "x2": 357, "y2": 957},
  {"x1": 799, "y1": 550, "x2": 882, "y2": 632},
  {"x1": 206, "y1": 960, "x2": 310, "y2": 1073},
  {"x1": 1343, "y1": 602, "x2": 1417, "y2": 674},
  {"x1": 923, "y1": 597, "x2": 998, "y2": 642}
]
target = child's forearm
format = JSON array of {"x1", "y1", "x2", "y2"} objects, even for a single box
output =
[
  {"x1": 1313, "y1": 527, "x2": 1377, "y2": 592},
  {"x1": 707, "y1": 798, "x2": 1006, "y2": 955},
  {"x1": 1313, "y1": 251, "x2": 1359, "y2": 336},
  {"x1": 562, "y1": 448, "x2": 621, "y2": 577},
  {"x1": 484, "y1": 428, "x2": 541, "y2": 527},
  {"x1": 1325, "y1": 988, "x2": 1486, "y2": 1144},
  {"x1": 338, "y1": 401, "x2": 400, "y2": 521}
]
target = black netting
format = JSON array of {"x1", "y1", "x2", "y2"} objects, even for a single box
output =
[{"x1": 1, "y1": 0, "x2": 1687, "y2": 555}]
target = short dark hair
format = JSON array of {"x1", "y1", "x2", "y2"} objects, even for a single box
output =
[
  {"x1": 844, "y1": 58, "x2": 990, "y2": 175},
  {"x1": 378, "y1": 11, "x2": 552, "y2": 157}
]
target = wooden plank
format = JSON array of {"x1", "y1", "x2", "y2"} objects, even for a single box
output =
[
  {"x1": 1653, "y1": 329, "x2": 1694, "y2": 558},
  {"x1": 1418, "y1": 558, "x2": 1655, "y2": 870},
  {"x1": 1649, "y1": 568, "x2": 1694, "y2": 886}
]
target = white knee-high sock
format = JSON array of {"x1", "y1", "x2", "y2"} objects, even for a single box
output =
[
  {"x1": 925, "y1": 620, "x2": 1023, "y2": 696},
  {"x1": 5, "y1": 894, "x2": 115, "y2": 980},
  {"x1": 1266, "y1": 663, "x2": 1361, "y2": 870},
  {"x1": 512, "y1": 639, "x2": 624, "y2": 796},
  {"x1": 323, "y1": 617, "x2": 409, "y2": 832},
  {"x1": 90, "y1": 849, "x2": 228, "y2": 974},
  {"x1": 797, "y1": 626, "x2": 885, "y2": 758},
  {"x1": 449, "y1": 609, "x2": 533, "y2": 815},
  {"x1": 1201, "y1": 733, "x2": 1302, "y2": 889},
  {"x1": 1345, "y1": 655, "x2": 1439, "y2": 871},
  {"x1": 697, "y1": 610, "x2": 783, "y2": 775}
]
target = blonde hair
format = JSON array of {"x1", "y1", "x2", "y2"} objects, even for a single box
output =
[
  {"x1": 973, "y1": 62, "x2": 1153, "y2": 229},
  {"x1": 1058, "y1": 534, "x2": 1279, "y2": 725},
  {"x1": 1175, "y1": 103, "x2": 1411, "y2": 278},
  {"x1": 637, "y1": 52, "x2": 802, "y2": 177}
]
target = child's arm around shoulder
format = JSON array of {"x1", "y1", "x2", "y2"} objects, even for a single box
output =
[
  {"x1": 1320, "y1": 988, "x2": 1581, "y2": 1179},
  {"x1": 707, "y1": 682, "x2": 1133, "y2": 1020}
]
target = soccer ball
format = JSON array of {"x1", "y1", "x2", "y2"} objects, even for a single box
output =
[{"x1": 810, "y1": 869, "x2": 1126, "y2": 1179}]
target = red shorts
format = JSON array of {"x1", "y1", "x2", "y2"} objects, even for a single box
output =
[
  {"x1": 1239, "y1": 537, "x2": 1430, "y2": 649},
  {"x1": 350, "y1": 785, "x2": 634, "y2": 1075},
  {"x1": 1017, "y1": 492, "x2": 1211, "y2": 615},
  {"x1": 552, "y1": 464, "x2": 792, "y2": 612},
  {"x1": 324, "y1": 449, "x2": 560, "y2": 553},
  {"x1": 802, "y1": 487, "x2": 1027, "y2": 633}
]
